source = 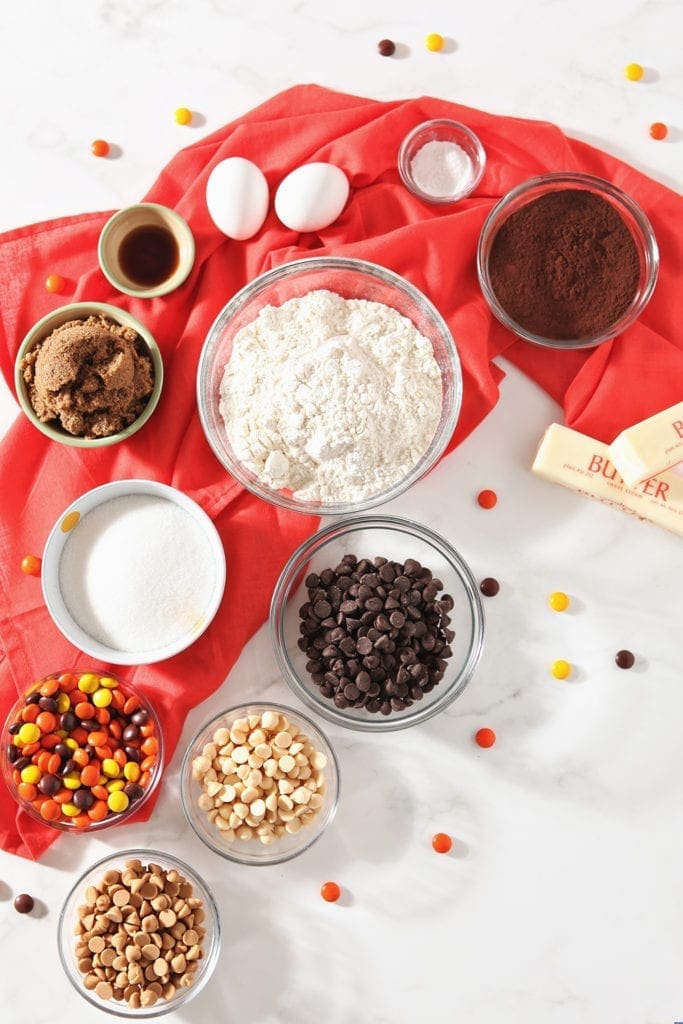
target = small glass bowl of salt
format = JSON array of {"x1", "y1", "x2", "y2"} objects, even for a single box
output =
[{"x1": 398, "y1": 119, "x2": 486, "y2": 204}]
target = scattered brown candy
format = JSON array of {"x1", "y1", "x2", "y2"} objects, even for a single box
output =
[
  {"x1": 479, "y1": 577, "x2": 500, "y2": 597},
  {"x1": 615, "y1": 649, "x2": 635, "y2": 669},
  {"x1": 74, "y1": 859, "x2": 205, "y2": 1007},
  {"x1": 14, "y1": 893, "x2": 34, "y2": 914},
  {"x1": 377, "y1": 38, "x2": 396, "y2": 56}
]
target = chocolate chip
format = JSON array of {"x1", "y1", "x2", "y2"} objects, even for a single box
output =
[
  {"x1": 378, "y1": 38, "x2": 396, "y2": 56},
  {"x1": 480, "y1": 577, "x2": 500, "y2": 597},
  {"x1": 615, "y1": 649, "x2": 635, "y2": 669}
]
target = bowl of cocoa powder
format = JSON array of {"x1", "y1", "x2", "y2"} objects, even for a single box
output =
[{"x1": 477, "y1": 172, "x2": 658, "y2": 350}]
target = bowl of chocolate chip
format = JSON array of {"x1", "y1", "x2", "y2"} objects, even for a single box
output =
[
  {"x1": 477, "y1": 171, "x2": 659, "y2": 350},
  {"x1": 270, "y1": 515, "x2": 485, "y2": 732},
  {"x1": 15, "y1": 302, "x2": 163, "y2": 447}
]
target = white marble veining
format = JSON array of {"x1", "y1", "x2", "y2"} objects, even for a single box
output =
[{"x1": 0, "y1": 2, "x2": 681, "y2": 1022}]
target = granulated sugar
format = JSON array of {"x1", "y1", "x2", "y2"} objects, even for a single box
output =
[
  {"x1": 59, "y1": 494, "x2": 217, "y2": 652},
  {"x1": 410, "y1": 140, "x2": 473, "y2": 198}
]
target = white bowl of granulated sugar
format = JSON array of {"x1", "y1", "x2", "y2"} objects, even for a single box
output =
[{"x1": 42, "y1": 479, "x2": 226, "y2": 665}]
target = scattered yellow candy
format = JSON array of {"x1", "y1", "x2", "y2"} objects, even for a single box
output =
[
  {"x1": 425, "y1": 32, "x2": 445, "y2": 52},
  {"x1": 78, "y1": 673, "x2": 99, "y2": 694},
  {"x1": 624, "y1": 62, "x2": 644, "y2": 81},
  {"x1": 18, "y1": 723, "x2": 41, "y2": 745},
  {"x1": 549, "y1": 591, "x2": 570, "y2": 612},
  {"x1": 124, "y1": 762, "x2": 141, "y2": 782},
  {"x1": 92, "y1": 688, "x2": 112, "y2": 708},
  {"x1": 174, "y1": 106, "x2": 192, "y2": 125},
  {"x1": 62, "y1": 803, "x2": 79, "y2": 817},
  {"x1": 551, "y1": 659, "x2": 572, "y2": 680},
  {"x1": 20, "y1": 764, "x2": 41, "y2": 785},
  {"x1": 63, "y1": 773, "x2": 81, "y2": 790},
  {"x1": 102, "y1": 758, "x2": 120, "y2": 778},
  {"x1": 99, "y1": 676, "x2": 119, "y2": 689},
  {"x1": 107, "y1": 791, "x2": 130, "y2": 813}
]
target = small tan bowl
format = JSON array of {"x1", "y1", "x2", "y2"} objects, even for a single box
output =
[
  {"x1": 98, "y1": 202, "x2": 195, "y2": 299},
  {"x1": 14, "y1": 301, "x2": 163, "y2": 448}
]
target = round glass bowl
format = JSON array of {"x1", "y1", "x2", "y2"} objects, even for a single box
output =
[
  {"x1": 398, "y1": 119, "x2": 486, "y2": 204},
  {"x1": 270, "y1": 515, "x2": 485, "y2": 732},
  {"x1": 180, "y1": 702, "x2": 340, "y2": 866},
  {"x1": 14, "y1": 302, "x2": 163, "y2": 447},
  {"x1": 42, "y1": 479, "x2": 227, "y2": 666},
  {"x1": 196, "y1": 255, "x2": 462, "y2": 516},
  {"x1": 477, "y1": 171, "x2": 659, "y2": 350},
  {"x1": 58, "y1": 848, "x2": 220, "y2": 1017},
  {"x1": 1, "y1": 670, "x2": 162, "y2": 833}
]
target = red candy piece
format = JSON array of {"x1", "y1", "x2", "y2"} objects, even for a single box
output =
[
  {"x1": 477, "y1": 489, "x2": 498, "y2": 509},
  {"x1": 475, "y1": 727, "x2": 496, "y2": 748},
  {"x1": 320, "y1": 881, "x2": 341, "y2": 903},
  {"x1": 432, "y1": 832, "x2": 453, "y2": 854}
]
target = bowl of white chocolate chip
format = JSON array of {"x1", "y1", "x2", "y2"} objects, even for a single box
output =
[
  {"x1": 180, "y1": 702, "x2": 340, "y2": 866},
  {"x1": 196, "y1": 256, "x2": 462, "y2": 515}
]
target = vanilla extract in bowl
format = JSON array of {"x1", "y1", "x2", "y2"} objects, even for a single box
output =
[{"x1": 119, "y1": 224, "x2": 180, "y2": 288}]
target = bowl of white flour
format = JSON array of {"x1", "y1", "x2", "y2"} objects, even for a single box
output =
[{"x1": 196, "y1": 257, "x2": 462, "y2": 514}]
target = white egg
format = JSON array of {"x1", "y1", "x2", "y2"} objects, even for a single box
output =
[
  {"x1": 274, "y1": 162, "x2": 350, "y2": 233},
  {"x1": 205, "y1": 157, "x2": 269, "y2": 240}
]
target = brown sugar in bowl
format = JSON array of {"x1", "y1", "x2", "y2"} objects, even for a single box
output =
[
  {"x1": 14, "y1": 302, "x2": 163, "y2": 448},
  {"x1": 477, "y1": 172, "x2": 659, "y2": 350}
]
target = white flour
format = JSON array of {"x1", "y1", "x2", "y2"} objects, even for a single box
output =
[{"x1": 219, "y1": 289, "x2": 443, "y2": 502}]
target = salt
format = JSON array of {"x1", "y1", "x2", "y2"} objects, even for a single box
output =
[
  {"x1": 59, "y1": 494, "x2": 217, "y2": 653},
  {"x1": 410, "y1": 140, "x2": 473, "y2": 199}
]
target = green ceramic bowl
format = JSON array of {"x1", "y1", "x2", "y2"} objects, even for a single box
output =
[{"x1": 14, "y1": 301, "x2": 163, "y2": 448}]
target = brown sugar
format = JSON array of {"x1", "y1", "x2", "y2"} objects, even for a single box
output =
[
  {"x1": 21, "y1": 316, "x2": 154, "y2": 438},
  {"x1": 487, "y1": 188, "x2": 641, "y2": 341}
]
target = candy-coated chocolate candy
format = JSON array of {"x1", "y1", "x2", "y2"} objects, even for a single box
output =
[
  {"x1": 18, "y1": 722, "x2": 40, "y2": 745},
  {"x1": 90, "y1": 139, "x2": 110, "y2": 157},
  {"x1": 14, "y1": 893, "x2": 34, "y2": 914},
  {"x1": 624, "y1": 62, "x2": 644, "y2": 81},
  {"x1": 78, "y1": 673, "x2": 99, "y2": 694},
  {"x1": 649, "y1": 122, "x2": 668, "y2": 140},
  {"x1": 44, "y1": 274, "x2": 65, "y2": 294},
  {"x1": 174, "y1": 106, "x2": 192, "y2": 125},
  {"x1": 432, "y1": 832, "x2": 453, "y2": 854},
  {"x1": 101, "y1": 758, "x2": 120, "y2": 778},
  {"x1": 320, "y1": 881, "x2": 341, "y2": 902},
  {"x1": 549, "y1": 591, "x2": 570, "y2": 612},
  {"x1": 20, "y1": 764, "x2": 41, "y2": 785},
  {"x1": 377, "y1": 39, "x2": 395, "y2": 56},
  {"x1": 551, "y1": 659, "x2": 572, "y2": 680},
  {"x1": 615, "y1": 649, "x2": 635, "y2": 669},
  {"x1": 425, "y1": 32, "x2": 444, "y2": 51},
  {"x1": 477, "y1": 489, "x2": 498, "y2": 509},
  {"x1": 107, "y1": 790, "x2": 129, "y2": 813},
  {"x1": 475, "y1": 727, "x2": 496, "y2": 748},
  {"x1": 92, "y1": 688, "x2": 112, "y2": 708},
  {"x1": 20, "y1": 554, "x2": 41, "y2": 576}
]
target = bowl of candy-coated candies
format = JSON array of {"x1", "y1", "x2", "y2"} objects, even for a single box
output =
[{"x1": 1, "y1": 669, "x2": 163, "y2": 832}]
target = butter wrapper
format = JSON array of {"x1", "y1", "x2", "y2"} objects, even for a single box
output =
[
  {"x1": 532, "y1": 423, "x2": 683, "y2": 538},
  {"x1": 608, "y1": 401, "x2": 683, "y2": 487}
]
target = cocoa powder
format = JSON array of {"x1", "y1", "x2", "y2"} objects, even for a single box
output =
[{"x1": 487, "y1": 188, "x2": 640, "y2": 340}]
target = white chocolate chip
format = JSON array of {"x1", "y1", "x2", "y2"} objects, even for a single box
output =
[
  {"x1": 279, "y1": 755, "x2": 295, "y2": 773},
  {"x1": 261, "y1": 711, "x2": 280, "y2": 731}
]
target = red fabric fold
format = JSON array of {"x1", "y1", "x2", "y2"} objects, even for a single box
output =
[{"x1": 1, "y1": 85, "x2": 681, "y2": 859}]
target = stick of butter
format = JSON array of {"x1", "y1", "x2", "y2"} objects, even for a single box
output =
[
  {"x1": 607, "y1": 401, "x2": 683, "y2": 487},
  {"x1": 532, "y1": 423, "x2": 683, "y2": 538}
]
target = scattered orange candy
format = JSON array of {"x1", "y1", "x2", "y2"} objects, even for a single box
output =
[
  {"x1": 90, "y1": 139, "x2": 110, "y2": 158},
  {"x1": 20, "y1": 555, "x2": 41, "y2": 576},
  {"x1": 44, "y1": 274, "x2": 65, "y2": 294},
  {"x1": 477, "y1": 489, "x2": 498, "y2": 509},
  {"x1": 432, "y1": 832, "x2": 453, "y2": 854},
  {"x1": 475, "y1": 727, "x2": 496, "y2": 748},
  {"x1": 320, "y1": 881, "x2": 341, "y2": 903},
  {"x1": 649, "y1": 122, "x2": 668, "y2": 140}
]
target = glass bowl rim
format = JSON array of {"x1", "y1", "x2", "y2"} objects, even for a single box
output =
[
  {"x1": 398, "y1": 117, "x2": 487, "y2": 204},
  {"x1": 180, "y1": 700, "x2": 341, "y2": 866},
  {"x1": 476, "y1": 170, "x2": 659, "y2": 350},
  {"x1": 195, "y1": 254, "x2": 462, "y2": 516},
  {"x1": 57, "y1": 846, "x2": 221, "y2": 1018},
  {"x1": 269, "y1": 514, "x2": 485, "y2": 733},
  {"x1": 1, "y1": 669, "x2": 164, "y2": 833}
]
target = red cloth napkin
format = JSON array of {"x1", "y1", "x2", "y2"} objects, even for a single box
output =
[{"x1": 1, "y1": 85, "x2": 681, "y2": 859}]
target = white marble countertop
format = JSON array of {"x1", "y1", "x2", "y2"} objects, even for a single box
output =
[{"x1": 0, "y1": 2, "x2": 681, "y2": 1022}]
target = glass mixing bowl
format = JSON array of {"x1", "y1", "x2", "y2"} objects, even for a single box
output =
[
  {"x1": 270, "y1": 515, "x2": 485, "y2": 732},
  {"x1": 196, "y1": 256, "x2": 462, "y2": 515}
]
